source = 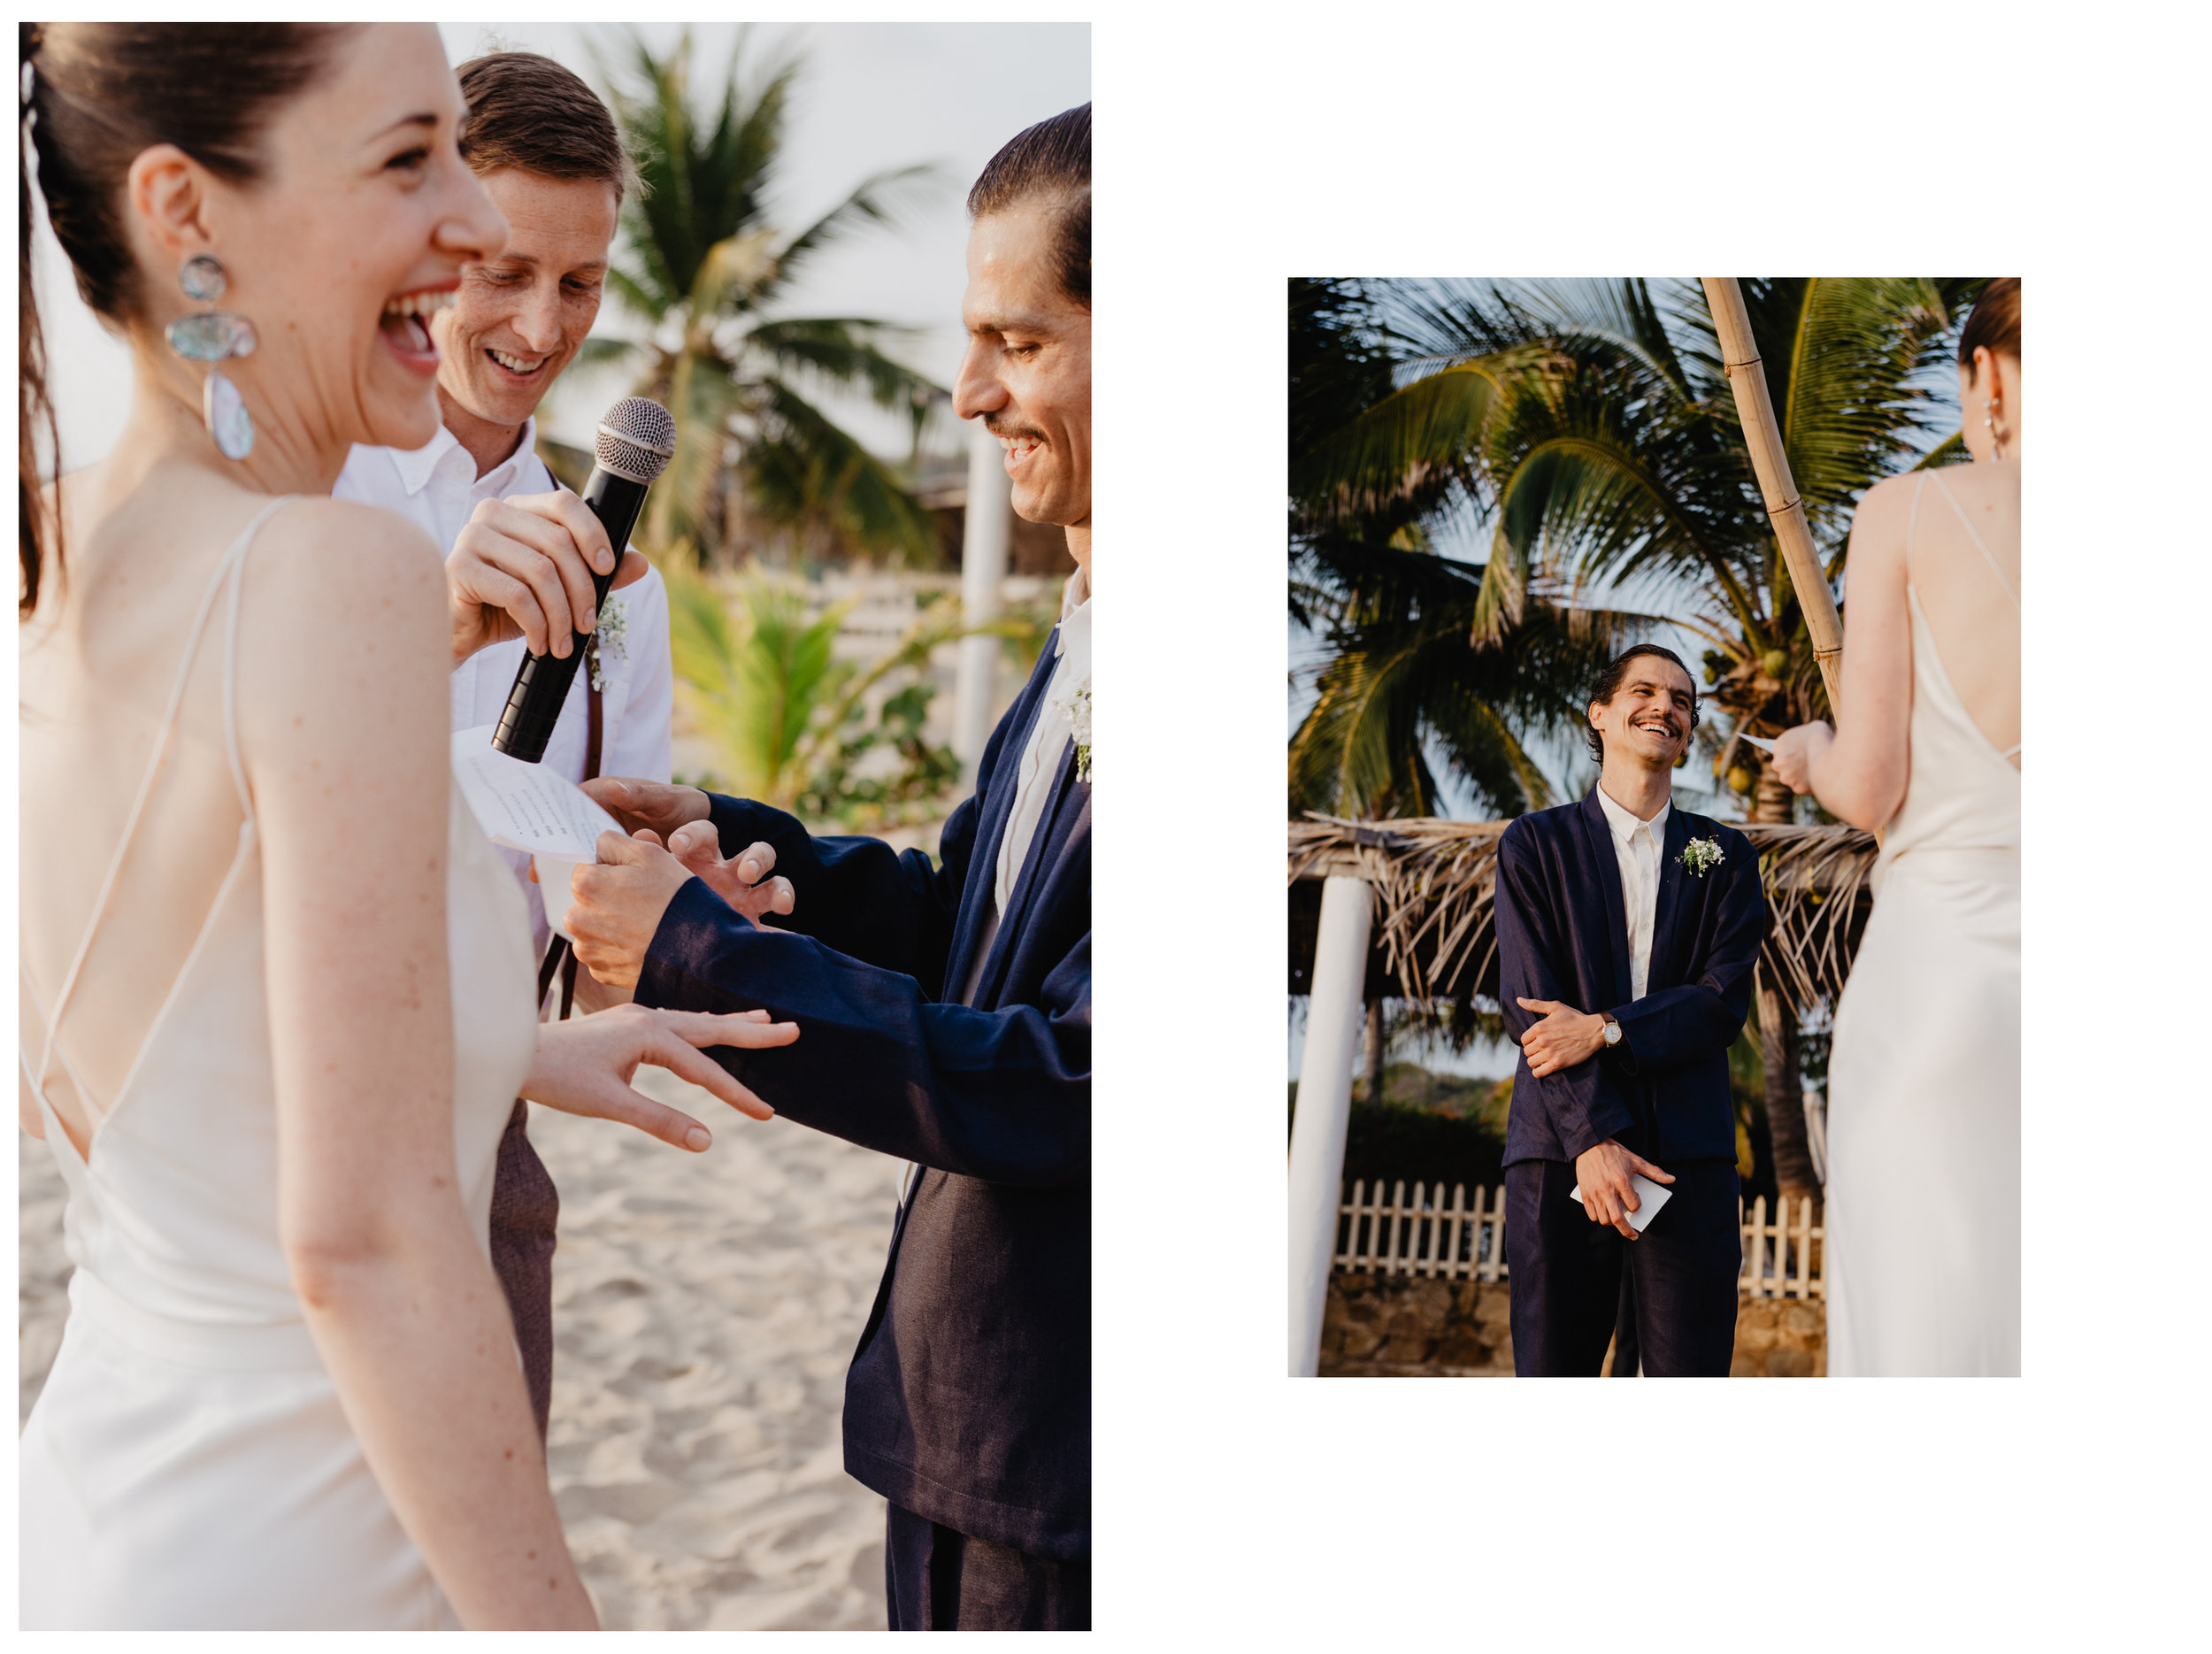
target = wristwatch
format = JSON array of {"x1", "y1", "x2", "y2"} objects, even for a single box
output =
[{"x1": 1600, "y1": 1014, "x2": 1622, "y2": 1048}]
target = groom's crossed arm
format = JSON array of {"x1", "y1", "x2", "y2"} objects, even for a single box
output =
[{"x1": 1494, "y1": 823, "x2": 1635, "y2": 1160}]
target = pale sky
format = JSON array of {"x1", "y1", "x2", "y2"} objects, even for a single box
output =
[{"x1": 31, "y1": 21, "x2": 1089, "y2": 472}]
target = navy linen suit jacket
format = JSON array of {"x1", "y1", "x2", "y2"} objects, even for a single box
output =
[
  {"x1": 1494, "y1": 789, "x2": 1765, "y2": 1167},
  {"x1": 635, "y1": 631, "x2": 1089, "y2": 1562}
]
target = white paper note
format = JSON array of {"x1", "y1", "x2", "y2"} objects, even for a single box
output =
[
  {"x1": 1569, "y1": 1173, "x2": 1673, "y2": 1233},
  {"x1": 451, "y1": 726, "x2": 624, "y2": 864}
]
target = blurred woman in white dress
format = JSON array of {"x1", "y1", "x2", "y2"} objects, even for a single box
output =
[
  {"x1": 19, "y1": 22, "x2": 795, "y2": 1626},
  {"x1": 1771, "y1": 279, "x2": 2020, "y2": 1377}
]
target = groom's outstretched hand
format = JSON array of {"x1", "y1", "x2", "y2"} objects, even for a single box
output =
[
  {"x1": 665, "y1": 820, "x2": 795, "y2": 927},
  {"x1": 582, "y1": 777, "x2": 793, "y2": 926},
  {"x1": 1575, "y1": 1140, "x2": 1676, "y2": 1240},
  {"x1": 582, "y1": 777, "x2": 710, "y2": 840}
]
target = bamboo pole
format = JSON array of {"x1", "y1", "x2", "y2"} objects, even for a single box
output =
[{"x1": 1700, "y1": 279, "x2": 1847, "y2": 719}]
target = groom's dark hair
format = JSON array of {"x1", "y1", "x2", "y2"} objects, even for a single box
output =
[
  {"x1": 1586, "y1": 643, "x2": 1698, "y2": 764},
  {"x1": 968, "y1": 103, "x2": 1089, "y2": 309}
]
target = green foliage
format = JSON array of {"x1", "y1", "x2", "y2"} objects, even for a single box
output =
[
  {"x1": 661, "y1": 549, "x2": 1017, "y2": 827},
  {"x1": 798, "y1": 679, "x2": 962, "y2": 830},
  {"x1": 591, "y1": 27, "x2": 947, "y2": 565},
  {"x1": 1290, "y1": 1061, "x2": 1513, "y2": 1195}
]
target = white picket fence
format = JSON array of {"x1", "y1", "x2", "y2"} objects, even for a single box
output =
[{"x1": 1333, "y1": 1179, "x2": 1824, "y2": 1300}]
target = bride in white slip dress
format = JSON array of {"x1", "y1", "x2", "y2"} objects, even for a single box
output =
[
  {"x1": 1772, "y1": 280, "x2": 2022, "y2": 1377},
  {"x1": 20, "y1": 25, "x2": 794, "y2": 1628}
]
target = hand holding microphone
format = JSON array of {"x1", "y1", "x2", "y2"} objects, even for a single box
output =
[
  {"x1": 482, "y1": 396, "x2": 676, "y2": 762},
  {"x1": 444, "y1": 490, "x2": 648, "y2": 667}
]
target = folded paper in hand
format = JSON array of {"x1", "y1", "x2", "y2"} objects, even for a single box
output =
[
  {"x1": 1568, "y1": 1173, "x2": 1672, "y2": 1233},
  {"x1": 451, "y1": 726, "x2": 623, "y2": 864}
]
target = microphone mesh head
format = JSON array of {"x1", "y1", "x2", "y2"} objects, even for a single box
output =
[{"x1": 594, "y1": 397, "x2": 677, "y2": 483}]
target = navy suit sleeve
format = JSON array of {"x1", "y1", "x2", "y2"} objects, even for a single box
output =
[
  {"x1": 1607, "y1": 829, "x2": 1764, "y2": 1074},
  {"x1": 1494, "y1": 822, "x2": 1635, "y2": 1159},
  {"x1": 702, "y1": 790, "x2": 979, "y2": 997},
  {"x1": 636, "y1": 880, "x2": 1089, "y2": 1187}
]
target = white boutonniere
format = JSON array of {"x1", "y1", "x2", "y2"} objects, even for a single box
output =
[
  {"x1": 1051, "y1": 677, "x2": 1092, "y2": 783},
  {"x1": 1678, "y1": 835, "x2": 1724, "y2": 877},
  {"x1": 588, "y1": 596, "x2": 629, "y2": 693}
]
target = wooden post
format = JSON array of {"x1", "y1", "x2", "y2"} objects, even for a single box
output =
[
  {"x1": 1700, "y1": 279, "x2": 1847, "y2": 719},
  {"x1": 951, "y1": 419, "x2": 1013, "y2": 785},
  {"x1": 1288, "y1": 874, "x2": 1374, "y2": 1376}
]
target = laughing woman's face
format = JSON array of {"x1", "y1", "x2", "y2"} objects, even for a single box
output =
[{"x1": 155, "y1": 23, "x2": 508, "y2": 458}]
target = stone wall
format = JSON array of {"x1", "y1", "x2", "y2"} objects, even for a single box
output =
[{"x1": 1319, "y1": 1272, "x2": 1826, "y2": 1377}]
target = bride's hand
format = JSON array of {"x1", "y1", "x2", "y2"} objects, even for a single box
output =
[
  {"x1": 520, "y1": 1003, "x2": 798, "y2": 1150},
  {"x1": 1770, "y1": 721, "x2": 1833, "y2": 795}
]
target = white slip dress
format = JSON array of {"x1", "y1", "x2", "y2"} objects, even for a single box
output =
[
  {"x1": 18, "y1": 499, "x2": 541, "y2": 1627},
  {"x1": 1824, "y1": 471, "x2": 2022, "y2": 1377}
]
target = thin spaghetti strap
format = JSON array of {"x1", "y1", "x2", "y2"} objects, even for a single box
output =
[
  {"x1": 29, "y1": 496, "x2": 294, "y2": 1098},
  {"x1": 220, "y1": 497, "x2": 294, "y2": 819},
  {"x1": 1928, "y1": 471, "x2": 2020, "y2": 610}
]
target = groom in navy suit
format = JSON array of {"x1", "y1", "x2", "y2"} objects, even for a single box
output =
[
  {"x1": 559, "y1": 106, "x2": 1092, "y2": 1629},
  {"x1": 1494, "y1": 644, "x2": 1765, "y2": 1377}
]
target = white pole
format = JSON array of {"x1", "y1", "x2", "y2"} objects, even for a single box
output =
[
  {"x1": 1288, "y1": 874, "x2": 1373, "y2": 1377},
  {"x1": 952, "y1": 420, "x2": 1013, "y2": 784}
]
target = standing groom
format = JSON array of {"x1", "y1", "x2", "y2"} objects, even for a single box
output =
[
  {"x1": 564, "y1": 104, "x2": 1092, "y2": 1628},
  {"x1": 333, "y1": 52, "x2": 674, "y2": 1438},
  {"x1": 1494, "y1": 644, "x2": 1765, "y2": 1377}
]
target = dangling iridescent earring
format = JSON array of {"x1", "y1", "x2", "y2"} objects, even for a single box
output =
[
  {"x1": 1982, "y1": 396, "x2": 2008, "y2": 463},
  {"x1": 165, "y1": 255, "x2": 257, "y2": 460}
]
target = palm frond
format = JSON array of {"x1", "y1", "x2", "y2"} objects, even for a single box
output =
[
  {"x1": 747, "y1": 317, "x2": 942, "y2": 409},
  {"x1": 744, "y1": 380, "x2": 938, "y2": 565},
  {"x1": 768, "y1": 165, "x2": 940, "y2": 296}
]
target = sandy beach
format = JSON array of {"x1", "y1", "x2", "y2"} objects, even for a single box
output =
[{"x1": 19, "y1": 1059, "x2": 906, "y2": 1630}]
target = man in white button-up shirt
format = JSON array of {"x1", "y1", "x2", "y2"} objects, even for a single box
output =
[{"x1": 332, "y1": 51, "x2": 672, "y2": 1440}]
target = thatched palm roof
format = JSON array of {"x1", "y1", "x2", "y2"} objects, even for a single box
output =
[{"x1": 1288, "y1": 813, "x2": 1878, "y2": 1013}]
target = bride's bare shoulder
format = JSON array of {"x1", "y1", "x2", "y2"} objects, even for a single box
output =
[{"x1": 248, "y1": 497, "x2": 445, "y2": 632}]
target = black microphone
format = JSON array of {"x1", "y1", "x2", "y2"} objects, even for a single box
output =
[{"x1": 491, "y1": 396, "x2": 676, "y2": 763}]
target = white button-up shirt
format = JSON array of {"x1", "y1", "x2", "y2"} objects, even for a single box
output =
[
  {"x1": 959, "y1": 564, "x2": 1090, "y2": 1007},
  {"x1": 333, "y1": 417, "x2": 672, "y2": 958},
  {"x1": 1594, "y1": 784, "x2": 1669, "y2": 1002}
]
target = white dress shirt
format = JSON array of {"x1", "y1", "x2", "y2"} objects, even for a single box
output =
[
  {"x1": 1594, "y1": 784, "x2": 1669, "y2": 1002},
  {"x1": 333, "y1": 417, "x2": 673, "y2": 958},
  {"x1": 959, "y1": 564, "x2": 1090, "y2": 1007}
]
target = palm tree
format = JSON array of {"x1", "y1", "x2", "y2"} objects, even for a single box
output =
[
  {"x1": 591, "y1": 27, "x2": 948, "y2": 565},
  {"x1": 1297, "y1": 277, "x2": 1985, "y2": 1208},
  {"x1": 1292, "y1": 279, "x2": 1634, "y2": 1112},
  {"x1": 1290, "y1": 280, "x2": 1633, "y2": 824}
]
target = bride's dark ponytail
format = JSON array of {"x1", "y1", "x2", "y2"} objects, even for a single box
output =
[
  {"x1": 1957, "y1": 278, "x2": 2020, "y2": 379},
  {"x1": 21, "y1": 22, "x2": 59, "y2": 617},
  {"x1": 19, "y1": 22, "x2": 354, "y2": 618}
]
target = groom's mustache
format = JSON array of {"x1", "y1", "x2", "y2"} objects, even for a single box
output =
[{"x1": 985, "y1": 417, "x2": 1048, "y2": 444}]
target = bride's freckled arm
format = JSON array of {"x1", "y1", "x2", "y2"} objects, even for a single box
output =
[
  {"x1": 239, "y1": 503, "x2": 595, "y2": 1631},
  {"x1": 1807, "y1": 481, "x2": 1915, "y2": 831}
]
